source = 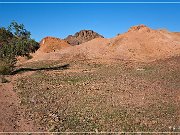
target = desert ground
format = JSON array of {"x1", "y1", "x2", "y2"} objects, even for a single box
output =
[{"x1": 0, "y1": 25, "x2": 180, "y2": 133}]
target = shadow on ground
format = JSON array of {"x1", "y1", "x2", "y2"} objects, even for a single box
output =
[{"x1": 11, "y1": 64, "x2": 70, "y2": 75}]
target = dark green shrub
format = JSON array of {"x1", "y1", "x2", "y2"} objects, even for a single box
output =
[
  {"x1": 0, "y1": 59, "x2": 15, "y2": 75},
  {"x1": 0, "y1": 21, "x2": 39, "y2": 75}
]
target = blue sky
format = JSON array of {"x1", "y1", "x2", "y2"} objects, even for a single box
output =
[{"x1": 0, "y1": 1, "x2": 180, "y2": 41}]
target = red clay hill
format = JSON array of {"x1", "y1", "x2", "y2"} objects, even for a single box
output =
[
  {"x1": 38, "y1": 30, "x2": 103, "y2": 53},
  {"x1": 108, "y1": 24, "x2": 180, "y2": 61},
  {"x1": 33, "y1": 25, "x2": 180, "y2": 62},
  {"x1": 39, "y1": 36, "x2": 70, "y2": 53}
]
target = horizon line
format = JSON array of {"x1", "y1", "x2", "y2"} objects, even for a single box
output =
[{"x1": 1, "y1": 1, "x2": 180, "y2": 4}]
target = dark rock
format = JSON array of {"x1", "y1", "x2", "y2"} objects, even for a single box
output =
[{"x1": 64, "y1": 30, "x2": 104, "y2": 45}]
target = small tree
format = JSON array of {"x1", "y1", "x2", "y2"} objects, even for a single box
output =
[
  {"x1": 0, "y1": 21, "x2": 39, "y2": 75},
  {"x1": 8, "y1": 21, "x2": 31, "y2": 39}
]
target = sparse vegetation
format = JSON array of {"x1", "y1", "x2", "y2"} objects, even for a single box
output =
[
  {"x1": 0, "y1": 23, "x2": 180, "y2": 133},
  {"x1": 0, "y1": 75, "x2": 9, "y2": 83},
  {"x1": 14, "y1": 58, "x2": 180, "y2": 132}
]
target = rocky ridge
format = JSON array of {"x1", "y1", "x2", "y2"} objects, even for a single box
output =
[{"x1": 64, "y1": 30, "x2": 104, "y2": 45}]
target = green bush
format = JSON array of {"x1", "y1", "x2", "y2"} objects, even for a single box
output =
[
  {"x1": 0, "y1": 21, "x2": 39, "y2": 75},
  {"x1": 0, "y1": 60, "x2": 14, "y2": 75},
  {"x1": 26, "y1": 54, "x2": 33, "y2": 60}
]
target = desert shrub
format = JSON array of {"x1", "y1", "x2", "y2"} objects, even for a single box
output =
[
  {"x1": 0, "y1": 21, "x2": 39, "y2": 74},
  {"x1": 0, "y1": 75, "x2": 9, "y2": 83},
  {"x1": 26, "y1": 54, "x2": 33, "y2": 60},
  {"x1": 0, "y1": 59, "x2": 15, "y2": 75}
]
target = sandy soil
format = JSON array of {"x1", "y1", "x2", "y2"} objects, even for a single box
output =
[
  {"x1": 1, "y1": 25, "x2": 180, "y2": 133},
  {"x1": 30, "y1": 25, "x2": 180, "y2": 63},
  {"x1": 39, "y1": 36, "x2": 70, "y2": 53},
  {"x1": 0, "y1": 72, "x2": 43, "y2": 132}
]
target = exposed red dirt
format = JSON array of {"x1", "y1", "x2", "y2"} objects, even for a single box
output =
[
  {"x1": 109, "y1": 25, "x2": 180, "y2": 61},
  {"x1": 0, "y1": 72, "x2": 43, "y2": 132},
  {"x1": 39, "y1": 36, "x2": 70, "y2": 53},
  {"x1": 31, "y1": 25, "x2": 180, "y2": 63},
  {"x1": 1, "y1": 25, "x2": 180, "y2": 133}
]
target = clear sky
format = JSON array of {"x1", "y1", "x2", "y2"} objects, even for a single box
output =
[{"x1": 0, "y1": 0, "x2": 180, "y2": 41}]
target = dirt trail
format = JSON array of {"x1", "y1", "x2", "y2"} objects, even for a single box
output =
[{"x1": 0, "y1": 72, "x2": 42, "y2": 132}]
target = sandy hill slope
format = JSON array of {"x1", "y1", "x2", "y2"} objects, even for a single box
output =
[
  {"x1": 108, "y1": 25, "x2": 180, "y2": 61},
  {"x1": 31, "y1": 25, "x2": 180, "y2": 62},
  {"x1": 171, "y1": 32, "x2": 180, "y2": 41},
  {"x1": 31, "y1": 38, "x2": 109, "y2": 61},
  {"x1": 61, "y1": 37, "x2": 110, "y2": 60},
  {"x1": 38, "y1": 36, "x2": 70, "y2": 53},
  {"x1": 64, "y1": 30, "x2": 104, "y2": 45}
]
